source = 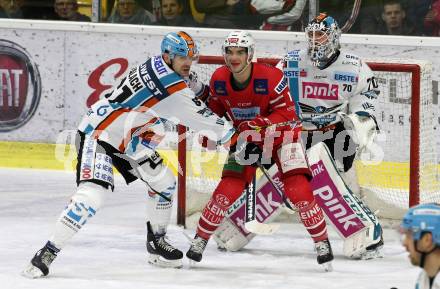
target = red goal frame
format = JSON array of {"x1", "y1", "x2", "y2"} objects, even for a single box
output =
[{"x1": 177, "y1": 56, "x2": 422, "y2": 227}]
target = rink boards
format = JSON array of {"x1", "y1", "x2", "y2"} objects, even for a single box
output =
[{"x1": 2, "y1": 141, "x2": 438, "y2": 192}]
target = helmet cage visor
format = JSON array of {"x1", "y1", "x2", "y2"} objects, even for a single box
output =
[{"x1": 305, "y1": 19, "x2": 340, "y2": 66}]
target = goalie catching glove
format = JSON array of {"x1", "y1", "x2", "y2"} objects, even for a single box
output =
[{"x1": 341, "y1": 112, "x2": 378, "y2": 151}]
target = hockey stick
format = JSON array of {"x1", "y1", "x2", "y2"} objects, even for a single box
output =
[
  {"x1": 257, "y1": 162, "x2": 295, "y2": 212},
  {"x1": 244, "y1": 176, "x2": 281, "y2": 235}
]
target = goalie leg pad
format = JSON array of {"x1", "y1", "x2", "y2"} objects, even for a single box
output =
[
  {"x1": 307, "y1": 142, "x2": 382, "y2": 258},
  {"x1": 49, "y1": 182, "x2": 109, "y2": 249},
  {"x1": 214, "y1": 217, "x2": 253, "y2": 252}
]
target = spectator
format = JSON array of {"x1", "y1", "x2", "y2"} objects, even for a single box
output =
[
  {"x1": 194, "y1": 0, "x2": 261, "y2": 29},
  {"x1": 0, "y1": 0, "x2": 24, "y2": 18},
  {"x1": 353, "y1": 0, "x2": 383, "y2": 34},
  {"x1": 250, "y1": 0, "x2": 307, "y2": 31},
  {"x1": 108, "y1": 0, "x2": 155, "y2": 24},
  {"x1": 406, "y1": 0, "x2": 431, "y2": 35},
  {"x1": 54, "y1": 0, "x2": 91, "y2": 21},
  {"x1": 157, "y1": 0, "x2": 197, "y2": 27},
  {"x1": 377, "y1": 0, "x2": 416, "y2": 35},
  {"x1": 424, "y1": 0, "x2": 440, "y2": 36}
]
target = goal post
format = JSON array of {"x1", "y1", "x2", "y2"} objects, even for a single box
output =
[
  {"x1": 176, "y1": 56, "x2": 439, "y2": 227},
  {"x1": 366, "y1": 62, "x2": 421, "y2": 207}
]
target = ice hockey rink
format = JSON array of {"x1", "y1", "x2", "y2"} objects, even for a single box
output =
[{"x1": 0, "y1": 167, "x2": 420, "y2": 289}]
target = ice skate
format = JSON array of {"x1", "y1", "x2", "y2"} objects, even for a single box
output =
[
  {"x1": 22, "y1": 241, "x2": 59, "y2": 278},
  {"x1": 361, "y1": 234, "x2": 384, "y2": 260},
  {"x1": 315, "y1": 239, "x2": 334, "y2": 272},
  {"x1": 186, "y1": 234, "x2": 208, "y2": 263},
  {"x1": 146, "y1": 222, "x2": 183, "y2": 268}
]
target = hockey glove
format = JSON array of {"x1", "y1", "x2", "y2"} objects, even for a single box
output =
[
  {"x1": 234, "y1": 141, "x2": 263, "y2": 167},
  {"x1": 185, "y1": 71, "x2": 209, "y2": 103},
  {"x1": 342, "y1": 112, "x2": 378, "y2": 150},
  {"x1": 238, "y1": 116, "x2": 271, "y2": 133},
  {"x1": 237, "y1": 116, "x2": 272, "y2": 144}
]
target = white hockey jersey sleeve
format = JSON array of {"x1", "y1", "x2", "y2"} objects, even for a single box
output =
[
  {"x1": 153, "y1": 87, "x2": 235, "y2": 145},
  {"x1": 348, "y1": 60, "x2": 379, "y2": 118}
]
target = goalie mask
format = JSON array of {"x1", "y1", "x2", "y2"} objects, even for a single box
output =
[
  {"x1": 222, "y1": 30, "x2": 255, "y2": 73},
  {"x1": 305, "y1": 13, "x2": 341, "y2": 69}
]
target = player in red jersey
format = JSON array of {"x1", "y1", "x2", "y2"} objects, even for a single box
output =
[{"x1": 186, "y1": 30, "x2": 333, "y2": 269}]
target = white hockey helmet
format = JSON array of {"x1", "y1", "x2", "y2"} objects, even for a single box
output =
[
  {"x1": 222, "y1": 30, "x2": 256, "y2": 65},
  {"x1": 305, "y1": 13, "x2": 341, "y2": 69}
]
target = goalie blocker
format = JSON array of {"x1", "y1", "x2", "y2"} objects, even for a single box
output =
[{"x1": 214, "y1": 142, "x2": 383, "y2": 259}]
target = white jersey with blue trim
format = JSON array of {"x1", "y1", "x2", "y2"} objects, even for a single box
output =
[
  {"x1": 279, "y1": 49, "x2": 379, "y2": 130},
  {"x1": 415, "y1": 270, "x2": 439, "y2": 289},
  {"x1": 78, "y1": 55, "x2": 234, "y2": 153}
]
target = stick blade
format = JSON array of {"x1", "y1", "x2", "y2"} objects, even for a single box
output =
[{"x1": 244, "y1": 220, "x2": 280, "y2": 235}]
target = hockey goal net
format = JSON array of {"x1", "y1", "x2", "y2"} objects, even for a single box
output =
[{"x1": 175, "y1": 55, "x2": 440, "y2": 226}]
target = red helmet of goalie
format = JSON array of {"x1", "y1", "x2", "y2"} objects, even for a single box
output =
[{"x1": 222, "y1": 30, "x2": 255, "y2": 73}]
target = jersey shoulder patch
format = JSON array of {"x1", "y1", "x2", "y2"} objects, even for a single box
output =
[
  {"x1": 340, "y1": 51, "x2": 362, "y2": 68},
  {"x1": 253, "y1": 79, "x2": 269, "y2": 94},
  {"x1": 274, "y1": 75, "x2": 288, "y2": 94},
  {"x1": 213, "y1": 80, "x2": 228, "y2": 96},
  {"x1": 284, "y1": 49, "x2": 302, "y2": 61},
  {"x1": 210, "y1": 66, "x2": 230, "y2": 96}
]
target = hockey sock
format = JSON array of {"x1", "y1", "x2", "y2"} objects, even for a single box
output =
[
  {"x1": 49, "y1": 182, "x2": 108, "y2": 249},
  {"x1": 283, "y1": 174, "x2": 328, "y2": 242},
  {"x1": 197, "y1": 177, "x2": 246, "y2": 240}
]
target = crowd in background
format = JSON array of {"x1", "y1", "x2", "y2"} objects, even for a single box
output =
[{"x1": 0, "y1": 0, "x2": 439, "y2": 36}]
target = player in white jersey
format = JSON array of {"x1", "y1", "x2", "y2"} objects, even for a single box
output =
[
  {"x1": 213, "y1": 14, "x2": 384, "y2": 260},
  {"x1": 280, "y1": 12, "x2": 379, "y2": 173},
  {"x1": 280, "y1": 13, "x2": 384, "y2": 257},
  {"x1": 400, "y1": 203, "x2": 440, "y2": 289},
  {"x1": 23, "y1": 31, "x2": 235, "y2": 278}
]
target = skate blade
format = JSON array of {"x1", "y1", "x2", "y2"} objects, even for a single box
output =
[
  {"x1": 188, "y1": 259, "x2": 199, "y2": 268},
  {"x1": 361, "y1": 248, "x2": 384, "y2": 260},
  {"x1": 148, "y1": 254, "x2": 183, "y2": 269},
  {"x1": 22, "y1": 263, "x2": 45, "y2": 279},
  {"x1": 321, "y1": 261, "x2": 333, "y2": 272}
]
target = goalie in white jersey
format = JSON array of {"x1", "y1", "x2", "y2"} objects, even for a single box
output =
[
  {"x1": 214, "y1": 13, "x2": 384, "y2": 260},
  {"x1": 281, "y1": 12, "x2": 383, "y2": 258},
  {"x1": 23, "y1": 31, "x2": 235, "y2": 278}
]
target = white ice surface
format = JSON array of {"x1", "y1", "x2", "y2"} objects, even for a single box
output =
[{"x1": 0, "y1": 168, "x2": 420, "y2": 289}]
